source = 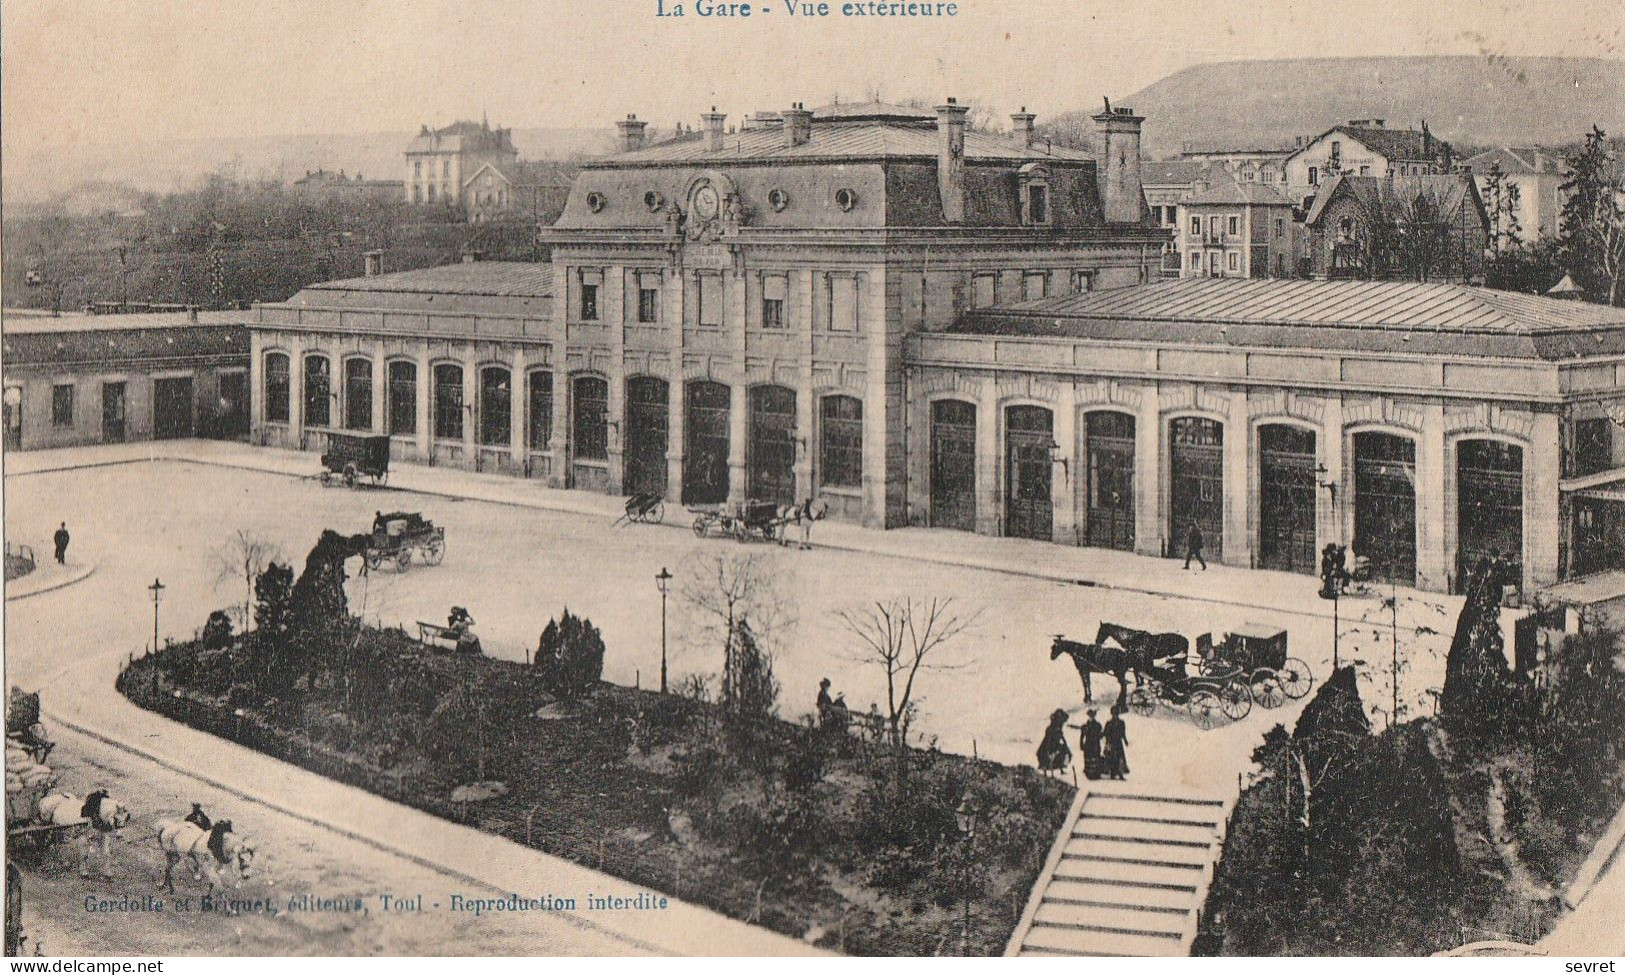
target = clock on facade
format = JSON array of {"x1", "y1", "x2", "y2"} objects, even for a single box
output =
[{"x1": 692, "y1": 184, "x2": 721, "y2": 221}]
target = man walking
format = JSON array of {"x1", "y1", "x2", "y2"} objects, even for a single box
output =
[
  {"x1": 1183, "y1": 521, "x2": 1206, "y2": 571},
  {"x1": 52, "y1": 522, "x2": 70, "y2": 565}
]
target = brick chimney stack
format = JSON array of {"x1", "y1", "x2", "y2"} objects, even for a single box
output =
[
  {"x1": 936, "y1": 97, "x2": 969, "y2": 224},
  {"x1": 363, "y1": 250, "x2": 383, "y2": 277},
  {"x1": 701, "y1": 107, "x2": 727, "y2": 152},
  {"x1": 1092, "y1": 104, "x2": 1145, "y2": 224},
  {"x1": 1010, "y1": 107, "x2": 1036, "y2": 149},
  {"x1": 617, "y1": 114, "x2": 648, "y2": 153},
  {"x1": 782, "y1": 102, "x2": 813, "y2": 148}
]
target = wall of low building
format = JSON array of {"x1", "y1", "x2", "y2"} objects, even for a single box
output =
[{"x1": 4, "y1": 360, "x2": 246, "y2": 450}]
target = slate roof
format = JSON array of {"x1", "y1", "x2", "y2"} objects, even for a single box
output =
[
  {"x1": 1142, "y1": 160, "x2": 1214, "y2": 186},
  {"x1": 594, "y1": 118, "x2": 1095, "y2": 166},
  {"x1": 1462, "y1": 146, "x2": 1563, "y2": 176},
  {"x1": 1185, "y1": 179, "x2": 1296, "y2": 207},
  {"x1": 2, "y1": 309, "x2": 242, "y2": 335},
  {"x1": 1301, "y1": 173, "x2": 1483, "y2": 226},
  {"x1": 1287, "y1": 125, "x2": 1451, "y2": 166},
  {"x1": 950, "y1": 278, "x2": 1625, "y2": 362},
  {"x1": 407, "y1": 120, "x2": 517, "y2": 156},
  {"x1": 303, "y1": 262, "x2": 553, "y2": 298}
]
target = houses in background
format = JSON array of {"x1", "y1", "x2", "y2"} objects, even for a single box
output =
[
  {"x1": 404, "y1": 118, "x2": 521, "y2": 221},
  {"x1": 1463, "y1": 146, "x2": 1566, "y2": 248}
]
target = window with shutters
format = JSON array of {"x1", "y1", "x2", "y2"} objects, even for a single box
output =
[
  {"x1": 820, "y1": 395, "x2": 863, "y2": 488},
  {"x1": 828, "y1": 274, "x2": 858, "y2": 332},
  {"x1": 761, "y1": 274, "x2": 787, "y2": 329}
]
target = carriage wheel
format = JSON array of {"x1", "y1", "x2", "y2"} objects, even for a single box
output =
[
  {"x1": 320, "y1": 471, "x2": 334, "y2": 487},
  {"x1": 693, "y1": 517, "x2": 709, "y2": 538},
  {"x1": 423, "y1": 536, "x2": 445, "y2": 565},
  {"x1": 343, "y1": 463, "x2": 360, "y2": 489},
  {"x1": 1218, "y1": 680, "x2": 1252, "y2": 721},
  {"x1": 1278, "y1": 658, "x2": 1314, "y2": 699},
  {"x1": 1188, "y1": 689, "x2": 1223, "y2": 731},
  {"x1": 1250, "y1": 669, "x2": 1287, "y2": 709},
  {"x1": 646, "y1": 502, "x2": 665, "y2": 525},
  {"x1": 1198, "y1": 657, "x2": 1227, "y2": 678},
  {"x1": 1129, "y1": 687, "x2": 1156, "y2": 717}
]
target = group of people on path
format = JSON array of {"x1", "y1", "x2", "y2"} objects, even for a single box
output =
[{"x1": 1037, "y1": 705, "x2": 1129, "y2": 780}]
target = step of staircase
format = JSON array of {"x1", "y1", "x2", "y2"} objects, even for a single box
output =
[{"x1": 1006, "y1": 785, "x2": 1233, "y2": 957}]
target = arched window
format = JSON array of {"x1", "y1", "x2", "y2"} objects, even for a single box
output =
[
  {"x1": 573, "y1": 375, "x2": 609, "y2": 460},
  {"x1": 820, "y1": 395, "x2": 863, "y2": 489},
  {"x1": 387, "y1": 361, "x2": 416, "y2": 435},
  {"x1": 344, "y1": 358, "x2": 372, "y2": 431},
  {"x1": 527, "y1": 371, "x2": 553, "y2": 451},
  {"x1": 433, "y1": 363, "x2": 463, "y2": 440},
  {"x1": 303, "y1": 355, "x2": 331, "y2": 428},
  {"x1": 264, "y1": 352, "x2": 290, "y2": 423},
  {"x1": 479, "y1": 366, "x2": 511, "y2": 447}
]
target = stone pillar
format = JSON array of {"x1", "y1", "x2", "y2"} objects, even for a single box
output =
[
  {"x1": 248, "y1": 332, "x2": 266, "y2": 439},
  {"x1": 1319, "y1": 396, "x2": 1345, "y2": 553},
  {"x1": 606, "y1": 267, "x2": 627, "y2": 494},
  {"x1": 863, "y1": 267, "x2": 898, "y2": 528},
  {"x1": 665, "y1": 266, "x2": 686, "y2": 502},
  {"x1": 1052, "y1": 382, "x2": 1078, "y2": 545},
  {"x1": 288, "y1": 334, "x2": 306, "y2": 447},
  {"x1": 728, "y1": 264, "x2": 750, "y2": 504},
  {"x1": 510, "y1": 346, "x2": 527, "y2": 471},
  {"x1": 461, "y1": 352, "x2": 477, "y2": 468},
  {"x1": 728, "y1": 381, "x2": 749, "y2": 503},
  {"x1": 1224, "y1": 389, "x2": 1250, "y2": 566},
  {"x1": 1134, "y1": 384, "x2": 1162, "y2": 557},
  {"x1": 370, "y1": 342, "x2": 387, "y2": 435},
  {"x1": 549, "y1": 302, "x2": 570, "y2": 488},
  {"x1": 1526, "y1": 411, "x2": 1561, "y2": 590},
  {"x1": 414, "y1": 349, "x2": 432, "y2": 457},
  {"x1": 1417, "y1": 402, "x2": 1448, "y2": 592},
  {"x1": 797, "y1": 269, "x2": 817, "y2": 506},
  {"x1": 976, "y1": 378, "x2": 1000, "y2": 536}
]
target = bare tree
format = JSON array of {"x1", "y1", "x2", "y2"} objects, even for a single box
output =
[
  {"x1": 211, "y1": 529, "x2": 281, "y2": 630},
  {"x1": 681, "y1": 553, "x2": 794, "y2": 714},
  {"x1": 1359, "y1": 177, "x2": 1462, "y2": 282},
  {"x1": 837, "y1": 597, "x2": 980, "y2": 747}
]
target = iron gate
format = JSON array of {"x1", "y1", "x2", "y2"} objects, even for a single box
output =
[
  {"x1": 1169, "y1": 417, "x2": 1224, "y2": 558},
  {"x1": 1258, "y1": 425, "x2": 1317, "y2": 573},
  {"x1": 624, "y1": 376, "x2": 669, "y2": 497},
  {"x1": 748, "y1": 385, "x2": 797, "y2": 505},
  {"x1": 1005, "y1": 405, "x2": 1053, "y2": 540},
  {"x1": 1084, "y1": 411, "x2": 1135, "y2": 551},
  {"x1": 684, "y1": 381, "x2": 730, "y2": 505},
  {"x1": 1353, "y1": 431, "x2": 1417, "y2": 586},
  {"x1": 930, "y1": 400, "x2": 976, "y2": 531}
]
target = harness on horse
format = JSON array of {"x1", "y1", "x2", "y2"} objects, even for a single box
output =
[
  {"x1": 185, "y1": 803, "x2": 213, "y2": 831},
  {"x1": 80, "y1": 791, "x2": 118, "y2": 833},
  {"x1": 206, "y1": 821, "x2": 233, "y2": 865}
]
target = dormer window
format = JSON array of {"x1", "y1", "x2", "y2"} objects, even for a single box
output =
[{"x1": 1018, "y1": 163, "x2": 1051, "y2": 226}]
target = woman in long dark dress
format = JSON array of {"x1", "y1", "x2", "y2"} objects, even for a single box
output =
[
  {"x1": 1079, "y1": 708, "x2": 1104, "y2": 780},
  {"x1": 1036, "y1": 709, "x2": 1072, "y2": 775},
  {"x1": 1103, "y1": 705, "x2": 1130, "y2": 780}
]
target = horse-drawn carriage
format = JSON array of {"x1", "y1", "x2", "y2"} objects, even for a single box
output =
[
  {"x1": 1051, "y1": 624, "x2": 1254, "y2": 731},
  {"x1": 1195, "y1": 623, "x2": 1313, "y2": 707},
  {"x1": 6, "y1": 690, "x2": 82, "y2": 853},
  {"x1": 1127, "y1": 663, "x2": 1252, "y2": 730},
  {"x1": 364, "y1": 511, "x2": 445, "y2": 572},
  {"x1": 319, "y1": 433, "x2": 391, "y2": 489},
  {"x1": 691, "y1": 499, "x2": 821, "y2": 544},
  {"x1": 613, "y1": 493, "x2": 667, "y2": 527}
]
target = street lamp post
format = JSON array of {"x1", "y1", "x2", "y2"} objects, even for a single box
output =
[
  {"x1": 147, "y1": 578, "x2": 165, "y2": 652},
  {"x1": 954, "y1": 795, "x2": 978, "y2": 956},
  {"x1": 656, "y1": 567, "x2": 672, "y2": 694}
]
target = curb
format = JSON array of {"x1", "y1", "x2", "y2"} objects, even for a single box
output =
[{"x1": 5, "y1": 562, "x2": 96, "y2": 601}]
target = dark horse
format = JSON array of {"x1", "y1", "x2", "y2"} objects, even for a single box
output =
[
  {"x1": 1095, "y1": 622, "x2": 1190, "y2": 665},
  {"x1": 1050, "y1": 637, "x2": 1140, "y2": 707}
]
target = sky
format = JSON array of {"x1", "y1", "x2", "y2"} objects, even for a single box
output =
[{"x1": 2, "y1": 0, "x2": 1622, "y2": 151}]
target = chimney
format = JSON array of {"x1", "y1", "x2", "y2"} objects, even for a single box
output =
[
  {"x1": 1010, "y1": 106, "x2": 1036, "y2": 149},
  {"x1": 782, "y1": 102, "x2": 813, "y2": 147},
  {"x1": 936, "y1": 97, "x2": 970, "y2": 224},
  {"x1": 1093, "y1": 104, "x2": 1145, "y2": 224},
  {"x1": 363, "y1": 250, "x2": 384, "y2": 277},
  {"x1": 701, "y1": 107, "x2": 727, "y2": 152},
  {"x1": 617, "y1": 113, "x2": 648, "y2": 153}
]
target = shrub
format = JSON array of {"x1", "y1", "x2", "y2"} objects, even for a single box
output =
[
  {"x1": 534, "y1": 609, "x2": 606, "y2": 702},
  {"x1": 202, "y1": 610, "x2": 235, "y2": 650}
]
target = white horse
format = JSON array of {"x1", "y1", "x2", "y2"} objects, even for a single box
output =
[
  {"x1": 36, "y1": 789, "x2": 131, "y2": 879},
  {"x1": 155, "y1": 818, "x2": 259, "y2": 893},
  {"x1": 777, "y1": 498, "x2": 829, "y2": 550}
]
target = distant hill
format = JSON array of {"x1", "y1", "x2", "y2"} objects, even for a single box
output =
[
  {"x1": 1109, "y1": 56, "x2": 1625, "y2": 160},
  {"x1": 3, "y1": 127, "x2": 616, "y2": 210}
]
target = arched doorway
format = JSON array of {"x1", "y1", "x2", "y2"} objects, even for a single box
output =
[
  {"x1": 1083, "y1": 411, "x2": 1135, "y2": 551},
  {"x1": 1352, "y1": 431, "x2": 1417, "y2": 586},
  {"x1": 1258, "y1": 424, "x2": 1317, "y2": 574},
  {"x1": 1456, "y1": 439, "x2": 1523, "y2": 590},
  {"x1": 625, "y1": 376, "x2": 669, "y2": 497},
  {"x1": 930, "y1": 400, "x2": 976, "y2": 531},
  {"x1": 683, "y1": 381, "x2": 730, "y2": 505},
  {"x1": 1005, "y1": 405, "x2": 1053, "y2": 540},
  {"x1": 748, "y1": 385, "x2": 797, "y2": 505},
  {"x1": 1169, "y1": 417, "x2": 1223, "y2": 559}
]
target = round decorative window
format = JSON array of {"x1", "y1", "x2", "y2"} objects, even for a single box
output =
[
  {"x1": 586, "y1": 191, "x2": 607, "y2": 213},
  {"x1": 834, "y1": 188, "x2": 857, "y2": 212},
  {"x1": 767, "y1": 188, "x2": 789, "y2": 212},
  {"x1": 644, "y1": 190, "x2": 665, "y2": 211}
]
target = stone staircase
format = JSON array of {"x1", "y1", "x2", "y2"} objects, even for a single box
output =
[{"x1": 1005, "y1": 784, "x2": 1231, "y2": 957}]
